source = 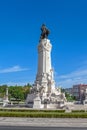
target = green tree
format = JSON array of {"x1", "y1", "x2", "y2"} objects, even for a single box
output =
[
  {"x1": 9, "y1": 86, "x2": 24, "y2": 101},
  {"x1": 23, "y1": 83, "x2": 32, "y2": 99},
  {"x1": 0, "y1": 83, "x2": 32, "y2": 101},
  {"x1": 65, "y1": 92, "x2": 75, "y2": 101},
  {"x1": 0, "y1": 85, "x2": 8, "y2": 98}
]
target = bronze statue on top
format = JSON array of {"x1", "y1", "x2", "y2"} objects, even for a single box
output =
[{"x1": 40, "y1": 24, "x2": 50, "y2": 40}]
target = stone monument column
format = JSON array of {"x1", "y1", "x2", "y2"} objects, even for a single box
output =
[
  {"x1": 6, "y1": 87, "x2": 9, "y2": 101},
  {"x1": 37, "y1": 39, "x2": 52, "y2": 76},
  {"x1": 26, "y1": 24, "x2": 66, "y2": 108},
  {"x1": 34, "y1": 24, "x2": 55, "y2": 94},
  {"x1": 3, "y1": 87, "x2": 9, "y2": 107}
]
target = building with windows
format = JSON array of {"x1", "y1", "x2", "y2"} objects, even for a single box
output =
[
  {"x1": 72, "y1": 84, "x2": 87, "y2": 101},
  {"x1": 64, "y1": 84, "x2": 87, "y2": 102}
]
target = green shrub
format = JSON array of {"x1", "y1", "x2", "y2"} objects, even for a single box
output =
[
  {"x1": 72, "y1": 110, "x2": 85, "y2": 113},
  {"x1": 0, "y1": 108, "x2": 65, "y2": 113},
  {"x1": 0, "y1": 111, "x2": 87, "y2": 118}
]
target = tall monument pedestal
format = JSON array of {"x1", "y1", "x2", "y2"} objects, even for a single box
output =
[
  {"x1": 26, "y1": 24, "x2": 66, "y2": 109},
  {"x1": 34, "y1": 38, "x2": 55, "y2": 94}
]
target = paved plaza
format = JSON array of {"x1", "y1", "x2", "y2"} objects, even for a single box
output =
[{"x1": 0, "y1": 118, "x2": 87, "y2": 128}]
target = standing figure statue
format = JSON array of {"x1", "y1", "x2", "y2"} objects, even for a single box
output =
[{"x1": 40, "y1": 24, "x2": 50, "y2": 40}]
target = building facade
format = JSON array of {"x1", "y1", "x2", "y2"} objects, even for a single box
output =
[
  {"x1": 64, "y1": 84, "x2": 87, "y2": 102},
  {"x1": 72, "y1": 84, "x2": 87, "y2": 101}
]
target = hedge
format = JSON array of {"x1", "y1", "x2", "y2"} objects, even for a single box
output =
[
  {"x1": 0, "y1": 111, "x2": 87, "y2": 118},
  {"x1": 72, "y1": 110, "x2": 86, "y2": 113},
  {"x1": 0, "y1": 108, "x2": 65, "y2": 113}
]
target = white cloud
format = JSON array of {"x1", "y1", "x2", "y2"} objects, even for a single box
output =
[
  {"x1": 56, "y1": 68, "x2": 87, "y2": 88},
  {"x1": 59, "y1": 69, "x2": 87, "y2": 79},
  {"x1": 0, "y1": 65, "x2": 28, "y2": 73}
]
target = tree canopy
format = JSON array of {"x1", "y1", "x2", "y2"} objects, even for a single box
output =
[{"x1": 0, "y1": 83, "x2": 32, "y2": 101}]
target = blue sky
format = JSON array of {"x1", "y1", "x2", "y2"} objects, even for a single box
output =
[{"x1": 0, "y1": 0, "x2": 87, "y2": 88}]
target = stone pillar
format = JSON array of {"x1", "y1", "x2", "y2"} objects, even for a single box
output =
[
  {"x1": 34, "y1": 38, "x2": 55, "y2": 93},
  {"x1": 37, "y1": 39, "x2": 52, "y2": 74},
  {"x1": 6, "y1": 87, "x2": 9, "y2": 101},
  {"x1": 3, "y1": 87, "x2": 9, "y2": 107}
]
